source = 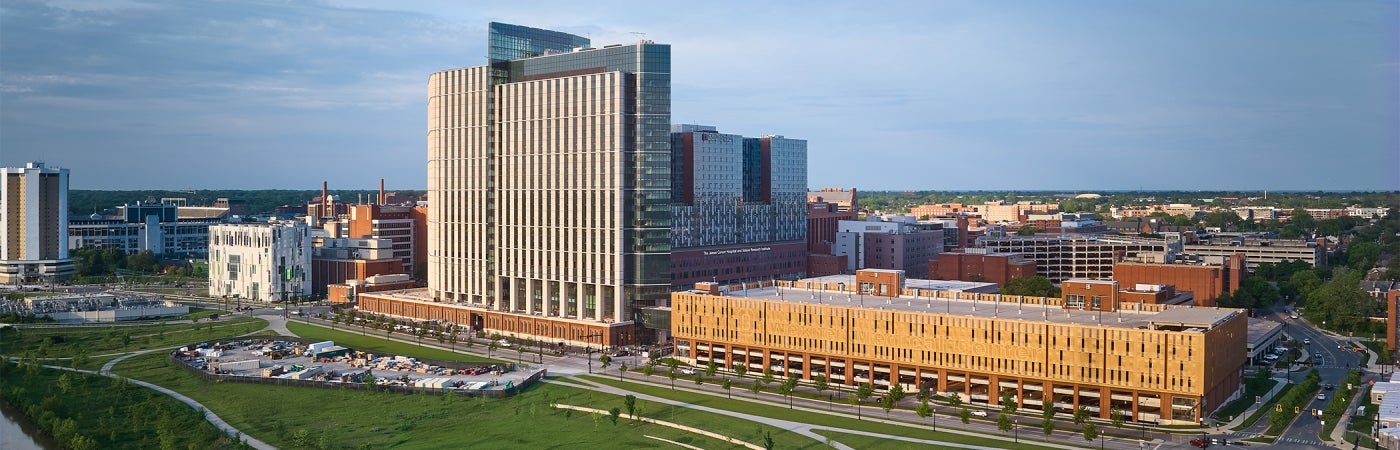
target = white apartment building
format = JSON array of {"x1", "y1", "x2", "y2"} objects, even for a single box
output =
[
  {"x1": 1, "y1": 162, "x2": 73, "y2": 284},
  {"x1": 208, "y1": 221, "x2": 311, "y2": 302}
]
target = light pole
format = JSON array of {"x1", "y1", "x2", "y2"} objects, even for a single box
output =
[{"x1": 1014, "y1": 418, "x2": 1018, "y2": 443}]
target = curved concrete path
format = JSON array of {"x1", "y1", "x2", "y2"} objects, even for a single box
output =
[{"x1": 561, "y1": 376, "x2": 1093, "y2": 450}]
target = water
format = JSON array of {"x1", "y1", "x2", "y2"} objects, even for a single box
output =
[{"x1": 0, "y1": 400, "x2": 60, "y2": 450}]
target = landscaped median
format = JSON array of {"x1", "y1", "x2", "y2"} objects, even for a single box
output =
[{"x1": 577, "y1": 374, "x2": 1063, "y2": 450}]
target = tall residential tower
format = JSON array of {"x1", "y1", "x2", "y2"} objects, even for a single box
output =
[{"x1": 1, "y1": 162, "x2": 73, "y2": 284}]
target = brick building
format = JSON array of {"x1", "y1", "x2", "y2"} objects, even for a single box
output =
[
  {"x1": 1112, "y1": 254, "x2": 1245, "y2": 308},
  {"x1": 671, "y1": 271, "x2": 1247, "y2": 425},
  {"x1": 928, "y1": 249, "x2": 1038, "y2": 284}
]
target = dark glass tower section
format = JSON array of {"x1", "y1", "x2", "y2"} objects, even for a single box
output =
[{"x1": 488, "y1": 22, "x2": 590, "y2": 64}]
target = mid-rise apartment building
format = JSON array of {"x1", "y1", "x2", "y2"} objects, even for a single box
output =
[
  {"x1": 672, "y1": 270, "x2": 1247, "y2": 425},
  {"x1": 208, "y1": 221, "x2": 311, "y2": 302},
  {"x1": 1, "y1": 162, "x2": 73, "y2": 283}
]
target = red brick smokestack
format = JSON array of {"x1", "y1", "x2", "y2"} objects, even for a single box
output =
[
  {"x1": 322, "y1": 181, "x2": 328, "y2": 218},
  {"x1": 379, "y1": 178, "x2": 385, "y2": 206}
]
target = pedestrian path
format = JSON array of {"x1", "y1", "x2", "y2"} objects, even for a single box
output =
[{"x1": 1220, "y1": 377, "x2": 1289, "y2": 429}]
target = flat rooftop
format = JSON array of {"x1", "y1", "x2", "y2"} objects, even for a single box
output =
[
  {"x1": 697, "y1": 284, "x2": 1239, "y2": 331},
  {"x1": 798, "y1": 274, "x2": 1000, "y2": 293}
]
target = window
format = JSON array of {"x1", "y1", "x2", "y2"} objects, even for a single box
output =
[{"x1": 1066, "y1": 294, "x2": 1085, "y2": 308}]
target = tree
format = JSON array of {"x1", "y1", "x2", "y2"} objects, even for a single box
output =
[
  {"x1": 946, "y1": 392, "x2": 963, "y2": 407},
  {"x1": 705, "y1": 360, "x2": 719, "y2": 377},
  {"x1": 812, "y1": 374, "x2": 829, "y2": 401},
  {"x1": 624, "y1": 394, "x2": 637, "y2": 418},
  {"x1": 487, "y1": 339, "x2": 498, "y2": 358},
  {"x1": 750, "y1": 379, "x2": 762, "y2": 398},
  {"x1": 1110, "y1": 408, "x2": 1125, "y2": 429},
  {"x1": 1001, "y1": 275, "x2": 1060, "y2": 298},
  {"x1": 694, "y1": 373, "x2": 705, "y2": 387},
  {"x1": 667, "y1": 366, "x2": 679, "y2": 390},
  {"x1": 599, "y1": 353, "x2": 612, "y2": 371},
  {"x1": 619, "y1": 362, "x2": 628, "y2": 381},
  {"x1": 1081, "y1": 422, "x2": 1099, "y2": 443},
  {"x1": 1073, "y1": 405, "x2": 1090, "y2": 425},
  {"x1": 1017, "y1": 225, "x2": 1039, "y2": 236},
  {"x1": 915, "y1": 397, "x2": 934, "y2": 428},
  {"x1": 762, "y1": 431, "x2": 775, "y2": 450},
  {"x1": 1041, "y1": 405, "x2": 1056, "y2": 436},
  {"x1": 722, "y1": 378, "x2": 733, "y2": 399},
  {"x1": 733, "y1": 362, "x2": 748, "y2": 378},
  {"x1": 999, "y1": 389, "x2": 1016, "y2": 415},
  {"x1": 959, "y1": 407, "x2": 971, "y2": 424},
  {"x1": 997, "y1": 413, "x2": 1012, "y2": 433},
  {"x1": 855, "y1": 382, "x2": 875, "y2": 419},
  {"x1": 761, "y1": 366, "x2": 775, "y2": 387},
  {"x1": 885, "y1": 383, "x2": 907, "y2": 417},
  {"x1": 642, "y1": 363, "x2": 655, "y2": 377},
  {"x1": 780, "y1": 375, "x2": 800, "y2": 409},
  {"x1": 608, "y1": 407, "x2": 621, "y2": 426}
]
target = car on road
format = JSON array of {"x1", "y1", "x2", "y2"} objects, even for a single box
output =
[
  {"x1": 1291, "y1": 314, "x2": 1299, "y2": 319},
  {"x1": 1315, "y1": 352, "x2": 1323, "y2": 359},
  {"x1": 1325, "y1": 383, "x2": 1335, "y2": 390},
  {"x1": 1317, "y1": 393, "x2": 1327, "y2": 400},
  {"x1": 1304, "y1": 338, "x2": 1311, "y2": 344},
  {"x1": 1190, "y1": 438, "x2": 1209, "y2": 448},
  {"x1": 680, "y1": 367, "x2": 696, "y2": 375},
  {"x1": 971, "y1": 410, "x2": 988, "y2": 417}
]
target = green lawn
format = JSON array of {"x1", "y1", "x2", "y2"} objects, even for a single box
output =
[
  {"x1": 1233, "y1": 382, "x2": 1295, "y2": 431},
  {"x1": 0, "y1": 317, "x2": 267, "y2": 358},
  {"x1": 285, "y1": 321, "x2": 502, "y2": 364},
  {"x1": 110, "y1": 351, "x2": 826, "y2": 449},
  {"x1": 579, "y1": 375, "x2": 1058, "y2": 450},
  {"x1": 1215, "y1": 376, "x2": 1279, "y2": 421}
]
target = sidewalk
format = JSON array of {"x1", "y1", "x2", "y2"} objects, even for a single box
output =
[
  {"x1": 1220, "y1": 376, "x2": 1290, "y2": 429},
  {"x1": 1326, "y1": 381, "x2": 1371, "y2": 446}
]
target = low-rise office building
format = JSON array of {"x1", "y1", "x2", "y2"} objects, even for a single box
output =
[
  {"x1": 671, "y1": 269, "x2": 1247, "y2": 425},
  {"x1": 68, "y1": 202, "x2": 225, "y2": 257}
]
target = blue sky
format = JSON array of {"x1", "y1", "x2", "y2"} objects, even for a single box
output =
[{"x1": 2, "y1": 0, "x2": 1396, "y2": 191}]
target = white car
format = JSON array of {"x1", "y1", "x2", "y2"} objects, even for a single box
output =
[
  {"x1": 680, "y1": 367, "x2": 697, "y2": 375},
  {"x1": 971, "y1": 410, "x2": 988, "y2": 417},
  {"x1": 1317, "y1": 393, "x2": 1326, "y2": 400}
]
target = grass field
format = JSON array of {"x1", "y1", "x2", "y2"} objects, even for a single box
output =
[
  {"x1": 1215, "y1": 376, "x2": 1279, "y2": 420},
  {"x1": 579, "y1": 375, "x2": 1058, "y2": 450},
  {"x1": 285, "y1": 321, "x2": 502, "y2": 364},
  {"x1": 110, "y1": 351, "x2": 833, "y2": 449},
  {"x1": 0, "y1": 317, "x2": 268, "y2": 358}
]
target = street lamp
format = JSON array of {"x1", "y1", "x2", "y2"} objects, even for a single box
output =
[{"x1": 1013, "y1": 418, "x2": 1018, "y2": 443}]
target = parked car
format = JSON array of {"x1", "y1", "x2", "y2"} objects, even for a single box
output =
[
  {"x1": 680, "y1": 367, "x2": 697, "y2": 375},
  {"x1": 971, "y1": 410, "x2": 988, "y2": 417}
]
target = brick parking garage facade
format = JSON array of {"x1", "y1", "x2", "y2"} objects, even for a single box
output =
[{"x1": 670, "y1": 270, "x2": 1247, "y2": 425}]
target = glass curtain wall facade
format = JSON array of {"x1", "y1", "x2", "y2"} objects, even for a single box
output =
[{"x1": 428, "y1": 23, "x2": 671, "y2": 333}]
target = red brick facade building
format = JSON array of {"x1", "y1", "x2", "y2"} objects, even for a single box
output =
[{"x1": 928, "y1": 251, "x2": 1037, "y2": 284}]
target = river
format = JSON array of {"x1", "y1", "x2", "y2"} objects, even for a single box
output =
[{"x1": 0, "y1": 400, "x2": 60, "y2": 450}]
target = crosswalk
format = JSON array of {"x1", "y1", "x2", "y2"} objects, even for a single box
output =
[{"x1": 1276, "y1": 434, "x2": 1327, "y2": 445}]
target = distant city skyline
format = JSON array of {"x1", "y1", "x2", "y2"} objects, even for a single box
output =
[{"x1": 2, "y1": 1, "x2": 1396, "y2": 191}]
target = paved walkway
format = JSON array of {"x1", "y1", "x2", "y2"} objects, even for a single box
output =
[
  {"x1": 564, "y1": 372, "x2": 1157, "y2": 450},
  {"x1": 1220, "y1": 376, "x2": 1289, "y2": 429}
]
